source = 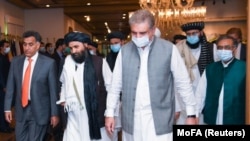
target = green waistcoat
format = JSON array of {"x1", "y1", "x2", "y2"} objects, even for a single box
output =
[{"x1": 203, "y1": 59, "x2": 246, "y2": 124}]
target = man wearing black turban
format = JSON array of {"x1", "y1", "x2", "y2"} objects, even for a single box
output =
[
  {"x1": 57, "y1": 31, "x2": 113, "y2": 141},
  {"x1": 175, "y1": 21, "x2": 214, "y2": 125}
]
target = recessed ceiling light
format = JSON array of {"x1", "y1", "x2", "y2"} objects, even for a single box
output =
[
  {"x1": 87, "y1": 3, "x2": 91, "y2": 6},
  {"x1": 46, "y1": 4, "x2": 50, "y2": 7}
]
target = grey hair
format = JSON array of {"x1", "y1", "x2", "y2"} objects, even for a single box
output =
[{"x1": 129, "y1": 9, "x2": 155, "y2": 29}]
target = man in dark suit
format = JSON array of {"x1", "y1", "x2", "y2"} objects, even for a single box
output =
[
  {"x1": 4, "y1": 30, "x2": 59, "y2": 141},
  {"x1": 226, "y1": 27, "x2": 246, "y2": 61},
  {"x1": 0, "y1": 39, "x2": 13, "y2": 133},
  {"x1": 49, "y1": 38, "x2": 66, "y2": 141},
  {"x1": 52, "y1": 38, "x2": 66, "y2": 76}
]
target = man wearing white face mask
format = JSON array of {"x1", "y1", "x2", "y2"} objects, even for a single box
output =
[
  {"x1": 88, "y1": 41, "x2": 98, "y2": 55},
  {"x1": 195, "y1": 34, "x2": 246, "y2": 125},
  {"x1": 175, "y1": 21, "x2": 214, "y2": 125},
  {"x1": 0, "y1": 40, "x2": 13, "y2": 133},
  {"x1": 105, "y1": 9, "x2": 197, "y2": 141}
]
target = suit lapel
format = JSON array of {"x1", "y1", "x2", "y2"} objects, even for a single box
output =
[
  {"x1": 18, "y1": 56, "x2": 26, "y2": 85},
  {"x1": 31, "y1": 54, "x2": 43, "y2": 83}
]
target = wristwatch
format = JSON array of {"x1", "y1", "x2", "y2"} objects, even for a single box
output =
[{"x1": 187, "y1": 115, "x2": 196, "y2": 118}]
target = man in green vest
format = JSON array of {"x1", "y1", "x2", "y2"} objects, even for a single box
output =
[{"x1": 195, "y1": 34, "x2": 246, "y2": 124}]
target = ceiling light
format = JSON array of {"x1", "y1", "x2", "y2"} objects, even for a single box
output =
[
  {"x1": 46, "y1": 4, "x2": 50, "y2": 7},
  {"x1": 87, "y1": 3, "x2": 91, "y2": 6},
  {"x1": 84, "y1": 15, "x2": 90, "y2": 22}
]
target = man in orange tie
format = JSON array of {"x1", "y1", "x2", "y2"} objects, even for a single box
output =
[{"x1": 4, "y1": 30, "x2": 59, "y2": 141}]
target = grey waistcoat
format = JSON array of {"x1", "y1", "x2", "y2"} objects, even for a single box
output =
[{"x1": 121, "y1": 37, "x2": 175, "y2": 135}]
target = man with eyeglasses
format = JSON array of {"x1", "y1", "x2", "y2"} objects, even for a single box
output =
[
  {"x1": 175, "y1": 21, "x2": 214, "y2": 125},
  {"x1": 195, "y1": 34, "x2": 246, "y2": 125}
]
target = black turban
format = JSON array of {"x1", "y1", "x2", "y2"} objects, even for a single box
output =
[
  {"x1": 107, "y1": 31, "x2": 125, "y2": 41},
  {"x1": 64, "y1": 31, "x2": 91, "y2": 46},
  {"x1": 181, "y1": 21, "x2": 205, "y2": 32},
  {"x1": 88, "y1": 41, "x2": 98, "y2": 48}
]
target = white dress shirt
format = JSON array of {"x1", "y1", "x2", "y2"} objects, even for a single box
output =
[
  {"x1": 22, "y1": 52, "x2": 39, "y2": 100},
  {"x1": 105, "y1": 43, "x2": 196, "y2": 140},
  {"x1": 195, "y1": 60, "x2": 233, "y2": 124}
]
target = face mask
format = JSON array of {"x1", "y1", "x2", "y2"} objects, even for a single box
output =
[
  {"x1": 110, "y1": 43, "x2": 121, "y2": 53},
  {"x1": 216, "y1": 50, "x2": 233, "y2": 62},
  {"x1": 64, "y1": 47, "x2": 71, "y2": 55},
  {"x1": 4, "y1": 47, "x2": 10, "y2": 54},
  {"x1": 186, "y1": 35, "x2": 200, "y2": 44},
  {"x1": 132, "y1": 35, "x2": 150, "y2": 47},
  {"x1": 89, "y1": 50, "x2": 96, "y2": 55},
  {"x1": 39, "y1": 47, "x2": 46, "y2": 53},
  {"x1": 49, "y1": 47, "x2": 54, "y2": 54}
]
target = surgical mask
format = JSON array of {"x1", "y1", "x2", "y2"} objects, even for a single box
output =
[
  {"x1": 186, "y1": 35, "x2": 200, "y2": 44},
  {"x1": 4, "y1": 47, "x2": 10, "y2": 54},
  {"x1": 39, "y1": 47, "x2": 46, "y2": 53},
  {"x1": 132, "y1": 35, "x2": 150, "y2": 47},
  {"x1": 89, "y1": 50, "x2": 96, "y2": 55},
  {"x1": 64, "y1": 47, "x2": 71, "y2": 55},
  {"x1": 110, "y1": 43, "x2": 121, "y2": 53},
  {"x1": 216, "y1": 50, "x2": 233, "y2": 62},
  {"x1": 49, "y1": 47, "x2": 55, "y2": 54}
]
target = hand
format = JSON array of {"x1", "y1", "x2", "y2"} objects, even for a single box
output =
[
  {"x1": 185, "y1": 117, "x2": 197, "y2": 125},
  {"x1": 50, "y1": 116, "x2": 59, "y2": 128},
  {"x1": 105, "y1": 117, "x2": 115, "y2": 136},
  {"x1": 60, "y1": 102, "x2": 65, "y2": 106},
  {"x1": 5, "y1": 112, "x2": 12, "y2": 123},
  {"x1": 174, "y1": 112, "x2": 181, "y2": 123}
]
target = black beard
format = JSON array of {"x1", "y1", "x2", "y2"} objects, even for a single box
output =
[{"x1": 71, "y1": 50, "x2": 86, "y2": 63}]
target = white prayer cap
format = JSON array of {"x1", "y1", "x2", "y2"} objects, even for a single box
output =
[{"x1": 154, "y1": 27, "x2": 161, "y2": 37}]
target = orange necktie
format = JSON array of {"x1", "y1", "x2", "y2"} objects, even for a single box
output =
[{"x1": 22, "y1": 58, "x2": 32, "y2": 107}]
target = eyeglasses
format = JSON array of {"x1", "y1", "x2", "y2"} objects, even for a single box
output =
[
  {"x1": 186, "y1": 31, "x2": 200, "y2": 36},
  {"x1": 217, "y1": 45, "x2": 235, "y2": 50}
]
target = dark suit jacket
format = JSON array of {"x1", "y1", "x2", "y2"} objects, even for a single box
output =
[
  {"x1": 240, "y1": 43, "x2": 246, "y2": 61},
  {"x1": 4, "y1": 53, "x2": 59, "y2": 125}
]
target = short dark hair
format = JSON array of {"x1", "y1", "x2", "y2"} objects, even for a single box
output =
[
  {"x1": 0, "y1": 39, "x2": 9, "y2": 48},
  {"x1": 216, "y1": 34, "x2": 238, "y2": 47},
  {"x1": 22, "y1": 30, "x2": 42, "y2": 43},
  {"x1": 226, "y1": 27, "x2": 242, "y2": 40},
  {"x1": 55, "y1": 38, "x2": 65, "y2": 49},
  {"x1": 173, "y1": 34, "x2": 186, "y2": 43}
]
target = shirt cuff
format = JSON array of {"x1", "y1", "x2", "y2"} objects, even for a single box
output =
[
  {"x1": 56, "y1": 99, "x2": 65, "y2": 105},
  {"x1": 186, "y1": 105, "x2": 196, "y2": 116},
  {"x1": 104, "y1": 109, "x2": 115, "y2": 117}
]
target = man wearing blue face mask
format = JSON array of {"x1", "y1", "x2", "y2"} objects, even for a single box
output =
[
  {"x1": 195, "y1": 34, "x2": 246, "y2": 125},
  {"x1": 175, "y1": 21, "x2": 214, "y2": 125},
  {"x1": 106, "y1": 31, "x2": 125, "y2": 71},
  {"x1": 105, "y1": 31, "x2": 125, "y2": 141}
]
